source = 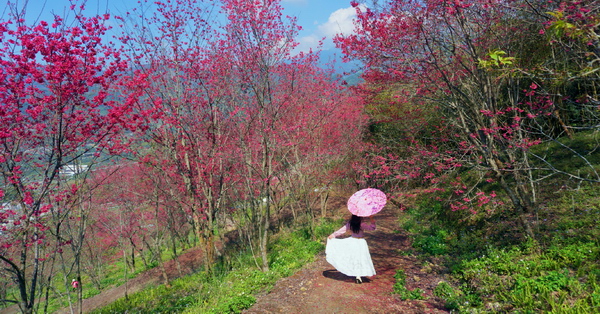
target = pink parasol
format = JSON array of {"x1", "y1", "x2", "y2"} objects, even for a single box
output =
[{"x1": 347, "y1": 188, "x2": 387, "y2": 217}]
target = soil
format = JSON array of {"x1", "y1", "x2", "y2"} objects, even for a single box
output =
[
  {"x1": 244, "y1": 200, "x2": 450, "y2": 314},
  {"x1": 2, "y1": 196, "x2": 451, "y2": 314}
]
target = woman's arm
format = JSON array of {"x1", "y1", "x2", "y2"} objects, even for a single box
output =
[{"x1": 328, "y1": 224, "x2": 348, "y2": 239}]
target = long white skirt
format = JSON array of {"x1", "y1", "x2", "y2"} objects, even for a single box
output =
[{"x1": 325, "y1": 237, "x2": 376, "y2": 277}]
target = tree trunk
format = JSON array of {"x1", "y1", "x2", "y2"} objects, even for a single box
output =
[
  {"x1": 498, "y1": 175, "x2": 535, "y2": 238},
  {"x1": 320, "y1": 190, "x2": 329, "y2": 218},
  {"x1": 260, "y1": 208, "x2": 270, "y2": 272}
]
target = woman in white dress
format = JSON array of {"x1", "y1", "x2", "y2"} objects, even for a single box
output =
[{"x1": 326, "y1": 214, "x2": 376, "y2": 284}]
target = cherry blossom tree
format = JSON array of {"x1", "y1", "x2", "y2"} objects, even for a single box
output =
[
  {"x1": 116, "y1": 0, "x2": 367, "y2": 272},
  {"x1": 115, "y1": 0, "x2": 244, "y2": 273},
  {"x1": 0, "y1": 4, "x2": 141, "y2": 312},
  {"x1": 336, "y1": 0, "x2": 600, "y2": 237},
  {"x1": 216, "y1": 0, "x2": 367, "y2": 270},
  {"x1": 86, "y1": 160, "x2": 194, "y2": 289}
]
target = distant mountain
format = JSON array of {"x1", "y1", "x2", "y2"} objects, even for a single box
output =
[{"x1": 317, "y1": 49, "x2": 364, "y2": 86}]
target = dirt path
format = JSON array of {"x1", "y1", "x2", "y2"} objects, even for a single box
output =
[
  {"x1": 244, "y1": 205, "x2": 449, "y2": 313},
  {"x1": 2, "y1": 199, "x2": 450, "y2": 314}
]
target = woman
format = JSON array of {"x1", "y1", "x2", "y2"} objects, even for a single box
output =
[{"x1": 326, "y1": 214, "x2": 376, "y2": 284}]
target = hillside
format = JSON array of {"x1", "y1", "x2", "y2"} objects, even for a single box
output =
[{"x1": 6, "y1": 197, "x2": 451, "y2": 313}]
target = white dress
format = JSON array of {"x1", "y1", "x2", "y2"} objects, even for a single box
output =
[{"x1": 325, "y1": 222, "x2": 376, "y2": 277}]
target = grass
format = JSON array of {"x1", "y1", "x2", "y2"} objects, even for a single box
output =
[
  {"x1": 26, "y1": 240, "x2": 191, "y2": 313},
  {"x1": 404, "y1": 190, "x2": 600, "y2": 312},
  {"x1": 402, "y1": 188, "x2": 599, "y2": 311},
  {"x1": 397, "y1": 130, "x2": 600, "y2": 313},
  {"x1": 0, "y1": 208, "x2": 339, "y2": 314},
  {"x1": 392, "y1": 269, "x2": 424, "y2": 301},
  {"x1": 531, "y1": 130, "x2": 600, "y2": 176},
  {"x1": 90, "y1": 218, "x2": 339, "y2": 314}
]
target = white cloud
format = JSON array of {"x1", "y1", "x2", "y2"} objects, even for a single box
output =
[
  {"x1": 295, "y1": 34, "x2": 321, "y2": 53},
  {"x1": 318, "y1": 6, "x2": 359, "y2": 38},
  {"x1": 292, "y1": 4, "x2": 366, "y2": 54}
]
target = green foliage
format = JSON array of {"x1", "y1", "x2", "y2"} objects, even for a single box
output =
[
  {"x1": 269, "y1": 225, "x2": 326, "y2": 276},
  {"x1": 433, "y1": 281, "x2": 482, "y2": 311},
  {"x1": 411, "y1": 228, "x2": 450, "y2": 256},
  {"x1": 82, "y1": 287, "x2": 101, "y2": 299},
  {"x1": 203, "y1": 269, "x2": 274, "y2": 314},
  {"x1": 91, "y1": 258, "x2": 271, "y2": 314},
  {"x1": 449, "y1": 237, "x2": 600, "y2": 312},
  {"x1": 433, "y1": 281, "x2": 460, "y2": 310},
  {"x1": 401, "y1": 200, "x2": 454, "y2": 256},
  {"x1": 92, "y1": 271, "x2": 203, "y2": 313},
  {"x1": 392, "y1": 269, "x2": 424, "y2": 301},
  {"x1": 503, "y1": 269, "x2": 590, "y2": 312},
  {"x1": 513, "y1": 269, "x2": 572, "y2": 294},
  {"x1": 546, "y1": 242, "x2": 599, "y2": 269},
  {"x1": 546, "y1": 11, "x2": 581, "y2": 39},
  {"x1": 537, "y1": 185, "x2": 600, "y2": 246},
  {"x1": 311, "y1": 218, "x2": 340, "y2": 239},
  {"x1": 478, "y1": 49, "x2": 515, "y2": 68},
  {"x1": 210, "y1": 294, "x2": 256, "y2": 314}
]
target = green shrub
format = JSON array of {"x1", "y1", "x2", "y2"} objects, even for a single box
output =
[
  {"x1": 312, "y1": 218, "x2": 339, "y2": 239},
  {"x1": 269, "y1": 227, "x2": 324, "y2": 276},
  {"x1": 513, "y1": 270, "x2": 572, "y2": 294},
  {"x1": 92, "y1": 272, "x2": 205, "y2": 314},
  {"x1": 433, "y1": 281, "x2": 460, "y2": 310},
  {"x1": 209, "y1": 294, "x2": 256, "y2": 314},
  {"x1": 392, "y1": 269, "x2": 424, "y2": 300},
  {"x1": 433, "y1": 281, "x2": 482, "y2": 311},
  {"x1": 82, "y1": 287, "x2": 101, "y2": 299},
  {"x1": 395, "y1": 131, "x2": 600, "y2": 313},
  {"x1": 411, "y1": 228, "x2": 450, "y2": 255},
  {"x1": 452, "y1": 239, "x2": 600, "y2": 312}
]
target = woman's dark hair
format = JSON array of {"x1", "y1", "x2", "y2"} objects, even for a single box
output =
[{"x1": 349, "y1": 215, "x2": 362, "y2": 234}]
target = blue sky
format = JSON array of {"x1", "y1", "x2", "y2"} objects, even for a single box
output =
[
  {"x1": 281, "y1": 0, "x2": 359, "y2": 53},
  {"x1": 1, "y1": 0, "x2": 359, "y2": 54}
]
